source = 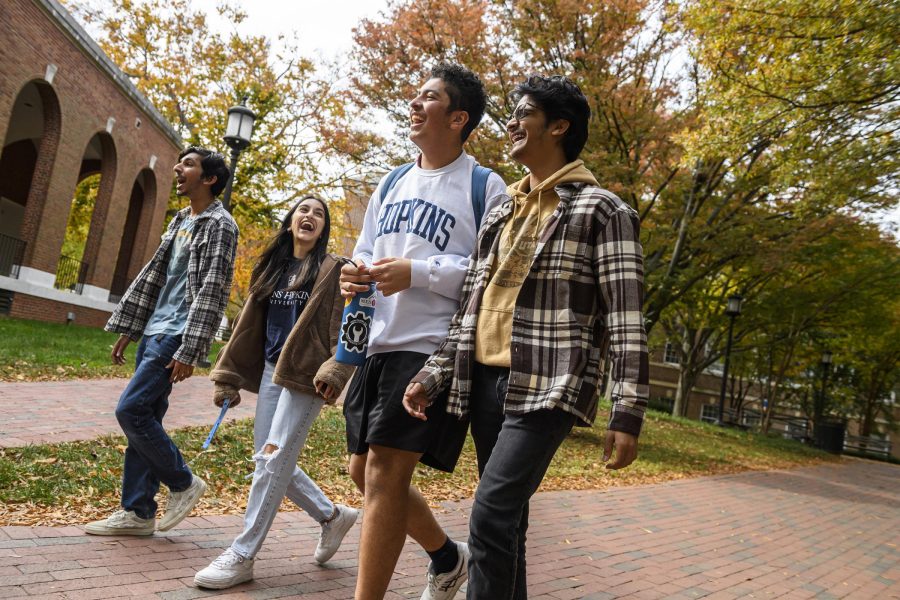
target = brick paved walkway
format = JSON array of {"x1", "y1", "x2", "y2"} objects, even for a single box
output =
[
  {"x1": 0, "y1": 379, "x2": 257, "y2": 447},
  {"x1": 0, "y1": 461, "x2": 897, "y2": 599}
]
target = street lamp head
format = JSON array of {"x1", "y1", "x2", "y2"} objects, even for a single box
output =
[
  {"x1": 725, "y1": 294, "x2": 743, "y2": 317},
  {"x1": 224, "y1": 96, "x2": 256, "y2": 152},
  {"x1": 821, "y1": 350, "x2": 833, "y2": 367}
]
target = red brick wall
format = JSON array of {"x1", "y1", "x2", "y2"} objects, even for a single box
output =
[
  {"x1": 0, "y1": 0, "x2": 180, "y2": 289},
  {"x1": 9, "y1": 294, "x2": 111, "y2": 328}
]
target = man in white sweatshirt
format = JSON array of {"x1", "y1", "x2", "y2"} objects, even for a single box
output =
[{"x1": 339, "y1": 63, "x2": 506, "y2": 600}]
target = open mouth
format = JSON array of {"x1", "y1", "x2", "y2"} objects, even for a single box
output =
[
  {"x1": 410, "y1": 114, "x2": 425, "y2": 126},
  {"x1": 298, "y1": 221, "x2": 315, "y2": 232},
  {"x1": 510, "y1": 131, "x2": 526, "y2": 143}
]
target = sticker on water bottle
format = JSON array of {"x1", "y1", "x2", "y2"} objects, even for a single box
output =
[
  {"x1": 341, "y1": 311, "x2": 372, "y2": 353},
  {"x1": 359, "y1": 295, "x2": 376, "y2": 308}
]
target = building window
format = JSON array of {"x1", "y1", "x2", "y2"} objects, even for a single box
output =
[
  {"x1": 700, "y1": 404, "x2": 718, "y2": 423},
  {"x1": 664, "y1": 342, "x2": 679, "y2": 365}
]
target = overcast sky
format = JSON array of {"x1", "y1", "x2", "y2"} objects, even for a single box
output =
[{"x1": 196, "y1": 0, "x2": 389, "y2": 61}]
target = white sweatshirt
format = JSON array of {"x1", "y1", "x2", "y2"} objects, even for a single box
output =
[{"x1": 353, "y1": 152, "x2": 507, "y2": 356}]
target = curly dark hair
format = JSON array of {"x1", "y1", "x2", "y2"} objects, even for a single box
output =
[
  {"x1": 431, "y1": 62, "x2": 487, "y2": 143},
  {"x1": 511, "y1": 75, "x2": 591, "y2": 162}
]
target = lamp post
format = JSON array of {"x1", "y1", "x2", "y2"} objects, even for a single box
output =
[
  {"x1": 221, "y1": 96, "x2": 256, "y2": 213},
  {"x1": 717, "y1": 294, "x2": 743, "y2": 425}
]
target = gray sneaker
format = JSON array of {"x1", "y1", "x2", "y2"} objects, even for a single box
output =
[
  {"x1": 194, "y1": 548, "x2": 254, "y2": 589},
  {"x1": 84, "y1": 510, "x2": 155, "y2": 536},
  {"x1": 314, "y1": 504, "x2": 359, "y2": 564},
  {"x1": 158, "y1": 475, "x2": 206, "y2": 531},
  {"x1": 421, "y1": 541, "x2": 470, "y2": 600}
]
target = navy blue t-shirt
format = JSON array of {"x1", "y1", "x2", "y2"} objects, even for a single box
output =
[{"x1": 264, "y1": 260, "x2": 313, "y2": 363}]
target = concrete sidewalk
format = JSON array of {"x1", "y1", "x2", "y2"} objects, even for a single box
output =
[
  {"x1": 0, "y1": 461, "x2": 897, "y2": 599},
  {"x1": 0, "y1": 378, "x2": 257, "y2": 447}
]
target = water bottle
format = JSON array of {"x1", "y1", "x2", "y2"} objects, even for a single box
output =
[{"x1": 335, "y1": 283, "x2": 376, "y2": 366}]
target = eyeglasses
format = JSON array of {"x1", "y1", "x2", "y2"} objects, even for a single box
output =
[{"x1": 509, "y1": 104, "x2": 539, "y2": 123}]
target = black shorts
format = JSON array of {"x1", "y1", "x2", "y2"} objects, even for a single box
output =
[{"x1": 343, "y1": 351, "x2": 468, "y2": 473}]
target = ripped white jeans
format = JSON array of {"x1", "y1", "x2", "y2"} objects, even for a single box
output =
[{"x1": 231, "y1": 361, "x2": 332, "y2": 559}]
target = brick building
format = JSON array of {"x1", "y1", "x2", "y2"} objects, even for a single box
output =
[{"x1": 0, "y1": 0, "x2": 181, "y2": 327}]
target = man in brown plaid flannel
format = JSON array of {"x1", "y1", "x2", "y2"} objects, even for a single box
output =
[{"x1": 404, "y1": 75, "x2": 650, "y2": 599}]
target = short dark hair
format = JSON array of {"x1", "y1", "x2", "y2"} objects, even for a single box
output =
[
  {"x1": 511, "y1": 75, "x2": 591, "y2": 162},
  {"x1": 178, "y1": 146, "x2": 230, "y2": 197},
  {"x1": 431, "y1": 62, "x2": 486, "y2": 143}
]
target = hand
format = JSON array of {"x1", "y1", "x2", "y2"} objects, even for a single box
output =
[
  {"x1": 213, "y1": 383, "x2": 241, "y2": 408},
  {"x1": 402, "y1": 382, "x2": 432, "y2": 421},
  {"x1": 369, "y1": 257, "x2": 412, "y2": 296},
  {"x1": 315, "y1": 381, "x2": 337, "y2": 401},
  {"x1": 166, "y1": 359, "x2": 194, "y2": 383},
  {"x1": 111, "y1": 335, "x2": 131, "y2": 365},
  {"x1": 340, "y1": 259, "x2": 373, "y2": 299},
  {"x1": 603, "y1": 430, "x2": 638, "y2": 470}
]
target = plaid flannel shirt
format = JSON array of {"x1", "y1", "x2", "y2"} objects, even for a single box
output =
[
  {"x1": 413, "y1": 181, "x2": 649, "y2": 436},
  {"x1": 105, "y1": 200, "x2": 238, "y2": 367}
]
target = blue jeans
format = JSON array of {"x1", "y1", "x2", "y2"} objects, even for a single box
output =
[
  {"x1": 467, "y1": 363, "x2": 576, "y2": 600},
  {"x1": 231, "y1": 361, "x2": 331, "y2": 559},
  {"x1": 116, "y1": 334, "x2": 194, "y2": 519}
]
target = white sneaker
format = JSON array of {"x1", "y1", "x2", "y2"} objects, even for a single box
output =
[
  {"x1": 421, "y1": 541, "x2": 470, "y2": 600},
  {"x1": 158, "y1": 475, "x2": 206, "y2": 531},
  {"x1": 194, "y1": 548, "x2": 254, "y2": 589},
  {"x1": 314, "y1": 504, "x2": 359, "y2": 564},
  {"x1": 84, "y1": 510, "x2": 155, "y2": 536}
]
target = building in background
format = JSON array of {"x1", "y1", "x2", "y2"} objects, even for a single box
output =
[{"x1": 0, "y1": 0, "x2": 181, "y2": 327}]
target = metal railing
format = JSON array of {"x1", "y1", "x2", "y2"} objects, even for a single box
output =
[
  {"x1": 0, "y1": 233, "x2": 26, "y2": 278},
  {"x1": 844, "y1": 435, "x2": 892, "y2": 459},
  {"x1": 54, "y1": 254, "x2": 89, "y2": 294}
]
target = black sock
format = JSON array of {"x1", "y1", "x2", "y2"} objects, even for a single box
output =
[{"x1": 427, "y1": 536, "x2": 459, "y2": 574}]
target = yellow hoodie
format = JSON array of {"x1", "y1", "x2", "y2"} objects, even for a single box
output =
[{"x1": 475, "y1": 160, "x2": 600, "y2": 366}]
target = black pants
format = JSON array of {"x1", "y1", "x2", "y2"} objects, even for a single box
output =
[{"x1": 467, "y1": 363, "x2": 576, "y2": 600}]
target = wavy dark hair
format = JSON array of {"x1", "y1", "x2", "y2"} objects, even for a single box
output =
[
  {"x1": 248, "y1": 196, "x2": 331, "y2": 301},
  {"x1": 511, "y1": 75, "x2": 591, "y2": 162},
  {"x1": 431, "y1": 62, "x2": 486, "y2": 143}
]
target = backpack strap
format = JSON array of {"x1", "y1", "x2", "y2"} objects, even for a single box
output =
[
  {"x1": 471, "y1": 165, "x2": 493, "y2": 226},
  {"x1": 380, "y1": 161, "x2": 493, "y2": 226},
  {"x1": 379, "y1": 162, "x2": 416, "y2": 203}
]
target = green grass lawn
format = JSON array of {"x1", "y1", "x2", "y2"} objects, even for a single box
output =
[
  {"x1": 0, "y1": 403, "x2": 837, "y2": 526},
  {"x1": 0, "y1": 317, "x2": 222, "y2": 381}
]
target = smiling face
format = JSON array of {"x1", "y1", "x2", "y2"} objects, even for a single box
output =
[
  {"x1": 172, "y1": 152, "x2": 212, "y2": 198},
  {"x1": 408, "y1": 77, "x2": 464, "y2": 149},
  {"x1": 506, "y1": 95, "x2": 569, "y2": 170},
  {"x1": 290, "y1": 197, "x2": 327, "y2": 252}
]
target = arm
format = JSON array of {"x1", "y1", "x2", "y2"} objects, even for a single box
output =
[
  {"x1": 105, "y1": 219, "x2": 178, "y2": 341},
  {"x1": 174, "y1": 219, "x2": 238, "y2": 367},
  {"x1": 401, "y1": 177, "x2": 506, "y2": 300},
  {"x1": 594, "y1": 205, "x2": 649, "y2": 439},
  {"x1": 403, "y1": 253, "x2": 480, "y2": 415}
]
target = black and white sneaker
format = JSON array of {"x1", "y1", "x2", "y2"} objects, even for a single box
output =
[{"x1": 421, "y1": 541, "x2": 470, "y2": 600}]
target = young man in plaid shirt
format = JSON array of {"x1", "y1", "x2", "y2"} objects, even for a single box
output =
[
  {"x1": 404, "y1": 75, "x2": 649, "y2": 599},
  {"x1": 85, "y1": 147, "x2": 238, "y2": 537}
]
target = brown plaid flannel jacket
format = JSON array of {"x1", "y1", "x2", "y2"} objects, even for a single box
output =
[
  {"x1": 105, "y1": 200, "x2": 238, "y2": 367},
  {"x1": 413, "y1": 180, "x2": 649, "y2": 436}
]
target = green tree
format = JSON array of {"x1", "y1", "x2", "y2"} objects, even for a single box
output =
[
  {"x1": 60, "y1": 174, "x2": 99, "y2": 263},
  {"x1": 332, "y1": 0, "x2": 898, "y2": 338},
  {"x1": 68, "y1": 0, "x2": 349, "y2": 228}
]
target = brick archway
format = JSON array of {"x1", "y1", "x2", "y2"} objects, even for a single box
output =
[
  {"x1": 0, "y1": 80, "x2": 62, "y2": 272},
  {"x1": 108, "y1": 168, "x2": 157, "y2": 302}
]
